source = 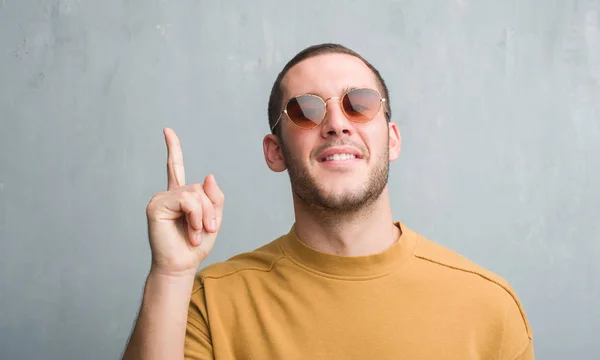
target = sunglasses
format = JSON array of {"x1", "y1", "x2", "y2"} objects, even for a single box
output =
[{"x1": 271, "y1": 88, "x2": 387, "y2": 131}]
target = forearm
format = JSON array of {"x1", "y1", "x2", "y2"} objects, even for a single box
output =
[{"x1": 122, "y1": 271, "x2": 195, "y2": 360}]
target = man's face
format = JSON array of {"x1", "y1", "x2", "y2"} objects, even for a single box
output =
[{"x1": 271, "y1": 53, "x2": 401, "y2": 213}]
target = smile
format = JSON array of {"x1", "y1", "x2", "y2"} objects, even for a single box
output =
[{"x1": 323, "y1": 153, "x2": 357, "y2": 162}]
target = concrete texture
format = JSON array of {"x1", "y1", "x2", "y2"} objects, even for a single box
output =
[{"x1": 1, "y1": 0, "x2": 599, "y2": 359}]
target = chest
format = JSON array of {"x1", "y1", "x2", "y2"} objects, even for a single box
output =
[{"x1": 204, "y1": 276, "x2": 501, "y2": 360}]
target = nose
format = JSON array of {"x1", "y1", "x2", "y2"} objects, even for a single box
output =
[{"x1": 319, "y1": 97, "x2": 353, "y2": 138}]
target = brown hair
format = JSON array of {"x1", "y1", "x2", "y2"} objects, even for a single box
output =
[{"x1": 267, "y1": 43, "x2": 391, "y2": 135}]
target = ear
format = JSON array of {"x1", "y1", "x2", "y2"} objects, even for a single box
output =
[
  {"x1": 388, "y1": 122, "x2": 401, "y2": 162},
  {"x1": 263, "y1": 134, "x2": 287, "y2": 172}
]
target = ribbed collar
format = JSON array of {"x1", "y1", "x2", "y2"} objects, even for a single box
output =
[{"x1": 279, "y1": 221, "x2": 419, "y2": 279}]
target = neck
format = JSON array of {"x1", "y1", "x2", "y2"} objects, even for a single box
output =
[{"x1": 292, "y1": 187, "x2": 400, "y2": 256}]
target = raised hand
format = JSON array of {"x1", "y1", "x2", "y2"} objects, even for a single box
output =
[{"x1": 145, "y1": 128, "x2": 224, "y2": 277}]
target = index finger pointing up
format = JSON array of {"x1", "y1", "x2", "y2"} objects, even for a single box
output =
[{"x1": 164, "y1": 128, "x2": 186, "y2": 190}]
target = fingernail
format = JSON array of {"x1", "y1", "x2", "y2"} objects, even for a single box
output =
[
  {"x1": 195, "y1": 232, "x2": 202, "y2": 246},
  {"x1": 211, "y1": 218, "x2": 217, "y2": 231}
]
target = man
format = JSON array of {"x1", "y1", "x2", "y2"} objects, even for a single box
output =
[{"x1": 122, "y1": 43, "x2": 534, "y2": 360}]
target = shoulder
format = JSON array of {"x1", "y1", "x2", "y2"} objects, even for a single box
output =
[
  {"x1": 412, "y1": 230, "x2": 515, "y2": 294},
  {"x1": 406, "y1": 225, "x2": 533, "y2": 339},
  {"x1": 192, "y1": 235, "x2": 287, "y2": 292}
]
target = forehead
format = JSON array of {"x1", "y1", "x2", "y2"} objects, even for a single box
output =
[{"x1": 281, "y1": 53, "x2": 378, "y2": 99}]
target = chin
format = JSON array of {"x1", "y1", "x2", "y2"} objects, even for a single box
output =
[
  {"x1": 316, "y1": 191, "x2": 376, "y2": 213},
  {"x1": 321, "y1": 184, "x2": 363, "y2": 198},
  {"x1": 319, "y1": 184, "x2": 371, "y2": 203}
]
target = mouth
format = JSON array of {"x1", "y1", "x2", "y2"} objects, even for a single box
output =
[
  {"x1": 321, "y1": 153, "x2": 358, "y2": 162},
  {"x1": 317, "y1": 146, "x2": 364, "y2": 164}
]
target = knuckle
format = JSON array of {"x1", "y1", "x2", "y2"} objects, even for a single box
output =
[
  {"x1": 178, "y1": 191, "x2": 194, "y2": 203},
  {"x1": 210, "y1": 192, "x2": 224, "y2": 207},
  {"x1": 189, "y1": 183, "x2": 204, "y2": 193},
  {"x1": 145, "y1": 203, "x2": 155, "y2": 216},
  {"x1": 189, "y1": 191, "x2": 205, "y2": 204},
  {"x1": 202, "y1": 193, "x2": 214, "y2": 208},
  {"x1": 146, "y1": 192, "x2": 164, "y2": 213},
  {"x1": 146, "y1": 203, "x2": 159, "y2": 219}
]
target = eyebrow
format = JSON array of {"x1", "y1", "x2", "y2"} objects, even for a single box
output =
[
  {"x1": 303, "y1": 86, "x2": 360, "y2": 98},
  {"x1": 340, "y1": 85, "x2": 359, "y2": 95}
]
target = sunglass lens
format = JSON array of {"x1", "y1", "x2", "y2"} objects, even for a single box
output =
[
  {"x1": 286, "y1": 95, "x2": 324, "y2": 129},
  {"x1": 342, "y1": 89, "x2": 382, "y2": 122}
]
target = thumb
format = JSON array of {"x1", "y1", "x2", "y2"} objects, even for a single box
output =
[{"x1": 203, "y1": 174, "x2": 224, "y2": 225}]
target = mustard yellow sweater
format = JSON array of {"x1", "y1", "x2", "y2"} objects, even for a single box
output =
[{"x1": 185, "y1": 222, "x2": 533, "y2": 359}]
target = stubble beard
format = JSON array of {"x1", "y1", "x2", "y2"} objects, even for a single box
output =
[{"x1": 281, "y1": 140, "x2": 390, "y2": 216}]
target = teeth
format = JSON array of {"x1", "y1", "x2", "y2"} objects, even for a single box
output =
[{"x1": 324, "y1": 153, "x2": 356, "y2": 161}]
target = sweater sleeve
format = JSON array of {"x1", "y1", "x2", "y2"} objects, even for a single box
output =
[
  {"x1": 184, "y1": 278, "x2": 214, "y2": 360},
  {"x1": 500, "y1": 294, "x2": 534, "y2": 360},
  {"x1": 512, "y1": 340, "x2": 535, "y2": 360}
]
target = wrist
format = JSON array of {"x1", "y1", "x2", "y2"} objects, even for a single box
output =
[
  {"x1": 141, "y1": 270, "x2": 196, "y2": 312},
  {"x1": 149, "y1": 264, "x2": 198, "y2": 280},
  {"x1": 145, "y1": 268, "x2": 197, "y2": 298}
]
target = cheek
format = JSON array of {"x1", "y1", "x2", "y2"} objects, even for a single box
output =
[
  {"x1": 282, "y1": 129, "x2": 315, "y2": 161},
  {"x1": 362, "y1": 126, "x2": 389, "y2": 158}
]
